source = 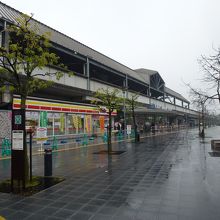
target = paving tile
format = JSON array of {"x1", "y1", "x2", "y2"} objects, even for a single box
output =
[
  {"x1": 158, "y1": 213, "x2": 178, "y2": 220},
  {"x1": 75, "y1": 197, "x2": 91, "y2": 204},
  {"x1": 26, "y1": 214, "x2": 48, "y2": 220},
  {"x1": 53, "y1": 209, "x2": 74, "y2": 218},
  {"x1": 69, "y1": 212, "x2": 92, "y2": 220},
  {"x1": 97, "y1": 206, "x2": 119, "y2": 215},
  {"x1": 0, "y1": 208, "x2": 16, "y2": 217},
  {"x1": 63, "y1": 202, "x2": 84, "y2": 211},
  {"x1": 89, "y1": 199, "x2": 106, "y2": 206},
  {"x1": 90, "y1": 214, "x2": 112, "y2": 220},
  {"x1": 48, "y1": 201, "x2": 67, "y2": 208},
  {"x1": 6, "y1": 211, "x2": 32, "y2": 220},
  {"x1": 81, "y1": 205, "x2": 100, "y2": 213},
  {"x1": 37, "y1": 206, "x2": 59, "y2": 216},
  {"x1": 135, "y1": 211, "x2": 158, "y2": 220}
]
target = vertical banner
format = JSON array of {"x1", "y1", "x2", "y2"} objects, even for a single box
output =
[
  {"x1": 40, "y1": 111, "x2": 47, "y2": 127},
  {"x1": 72, "y1": 115, "x2": 79, "y2": 133},
  {"x1": 85, "y1": 115, "x2": 92, "y2": 133},
  {"x1": 100, "y1": 116, "x2": 105, "y2": 133},
  {"x1": 60, "y1": 113, "x2": 65, "y2": 132}
]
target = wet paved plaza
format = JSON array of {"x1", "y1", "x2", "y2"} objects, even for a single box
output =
[{"x1": 1, "y1": 127, "x2": 220, "y2": 219}]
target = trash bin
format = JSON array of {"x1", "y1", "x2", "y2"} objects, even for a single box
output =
[{"x1": 44, "y1": 148, "x2": 52, "y2": 176}]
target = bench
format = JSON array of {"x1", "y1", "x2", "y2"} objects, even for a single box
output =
[{"x1": 211, "y1": 140, "x2": 220, "y2": 151}]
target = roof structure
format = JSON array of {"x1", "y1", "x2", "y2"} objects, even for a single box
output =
[
  {"x1": 0, "y1": 2, "x2": 143, "y2": 82},
  {"x1": 0, "y1": 1, "x2": 189, "y2": 103},
  {"x1": 164, "y1": 87, "x2": 189, "y2": 103},
  {"x1": 134, "y1": 68, "x2": 157, "y2": 84}
]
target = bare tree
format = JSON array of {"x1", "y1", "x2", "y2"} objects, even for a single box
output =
[
  {"x1": 198, "y1": 48, "x2": 220, "y2": 102},
  {"x1": 188, "y1": 87, "x2": 211, "y2": 137},
  {"x1": 185, "y1": 48, "x2": 220, "y2": 137}
]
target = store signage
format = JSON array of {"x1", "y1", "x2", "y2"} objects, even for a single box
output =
[
  {"x1": 12, "y1": 130, "x2": 24, "y2": 150},
  {"x1": 127, "y1": 125, "x2": 132, "y2": 135},
  {"x1": 40, "y1": 111, "x2": 47, "y2": 127},
  {"x1": 14, "y1": 115, "x2": 22, "y2": 125},
  {"x1": 100, "y1": 116, "x2": 105, "y2": 132},
  {"x1": 36, "y1": 127, "x2": 48, "y2": 144}
]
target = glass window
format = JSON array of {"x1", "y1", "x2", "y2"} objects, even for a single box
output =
[
  {"x1": 47, "y1": 113, "x2": 54, "y2": 136},
  {"x1": 67, "y1": 114, "x2": 78, "y2": 134},
  {"x1": 26, "y1": 111, "x2": 39, "y2": 137},
  {"x1": 54, "y1": 113, "x2": 66, "y2": 135}
]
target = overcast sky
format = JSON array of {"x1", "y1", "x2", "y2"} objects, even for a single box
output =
[{"x1": 2, "y1": 0, "x2": 220, "y2": 102}]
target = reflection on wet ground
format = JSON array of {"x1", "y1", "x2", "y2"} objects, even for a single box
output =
[{"x1": 1, "y1": 127, "x2": 220, "y2": 219}]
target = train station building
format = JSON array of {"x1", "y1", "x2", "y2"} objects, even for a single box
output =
[{"x1": 0, "y1": 2, "x2": 198, "y2": 141}]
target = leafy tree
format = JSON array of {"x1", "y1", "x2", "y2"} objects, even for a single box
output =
[
  {"x1": 92, "y1": 88, "x2": 123, "y2": 153},
  {"x1": 126, "y1": 93, "x2": 140, "y2": 142},
  {"x1": 0, "y1": 14, "x2": 72, "y2": 183}
]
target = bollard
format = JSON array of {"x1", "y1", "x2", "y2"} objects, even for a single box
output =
[
  {"x1": 102, "y1": 133, "x2": 108, "y2": 143},
  {"x1": 136, "y1": 133, "x2": 140, "y2": 142},
  {"x1": 44, "y1": 148, "x2": 52, "y2": 176},
  {"x1": 82, "y1": 134, "x2": 88, "y2": 146},
  {"x1": 130, "y1": 130, "x2": 135, "y2": 139},
  {"x1": 117, "y1": 131, "x2": 123, "y2": 141},
  {"x1": 52, "y1": 136, "x2": 58, "y2": 150}
]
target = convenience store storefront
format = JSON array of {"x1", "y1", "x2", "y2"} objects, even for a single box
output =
[{"x1": 13, "y1": 98, "x2": 116, "y2": 138}]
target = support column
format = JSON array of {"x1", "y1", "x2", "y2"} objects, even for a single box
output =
[
  {"x1": 123, "y1": 74, "x2": 128, "y2": 140},
  {"x1": 86, "y1": 57, "x2": 90, "y2": 91},
  {"x1": 52, "y1": 113, "x2": 55, "y2": 136},
  {"x1": 65, "y1": 113, "x2": 68, "y2": 135}
]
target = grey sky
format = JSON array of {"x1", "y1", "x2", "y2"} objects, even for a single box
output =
[{"x1": 2, "y1": 0, "x2": 220, "y2": 101}]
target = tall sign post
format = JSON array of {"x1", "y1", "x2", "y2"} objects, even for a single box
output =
[{"x1": 11, "y1": 109, "x2": 26, "y2": 191}]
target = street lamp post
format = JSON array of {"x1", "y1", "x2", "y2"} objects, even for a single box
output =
[
  {"x1": 123, "y1": 75, "x2": 128, "y2": 142},
  {"x1": 0, "y1": 84, "x2": 12, "y2": 110},
  {"x1": 123, "y1": 90, "x2": 126, "y2": 141}
]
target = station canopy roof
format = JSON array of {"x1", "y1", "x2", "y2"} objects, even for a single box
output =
[{"x1": 164, "y1": 87, "x2": 189, "y2": 103}]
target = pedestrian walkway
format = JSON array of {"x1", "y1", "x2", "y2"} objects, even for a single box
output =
[{"x1": 1, "y1": 127, "x2": 220, "y2": 219}]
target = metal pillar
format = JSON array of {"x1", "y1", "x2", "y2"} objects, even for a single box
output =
[
  {"x1": 86, "y1": 57, "x2": 90, "y2": 90},
  {"x1": 123, "y1": 75, "x2": 128, "y2": 140}
]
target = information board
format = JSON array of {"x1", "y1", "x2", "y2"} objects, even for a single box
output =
[
  {"x1": 36, "y1": 127, "x2": 48, "y2": 144},
  {"x1": 12, "y1": 130, "x2": 24, "y2": 150}
]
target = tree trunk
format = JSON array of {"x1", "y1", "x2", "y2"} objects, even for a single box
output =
[
  {"x1": 21, "y1": 95, "x2": 29, "y2": 182},
  {"x1": 132, "y1": 106, "x2": 138, "y2": 142},
  {"x1": 199, "y1": 107, "x2": 205, "y2": 138},
  {"x1": 198, "y1": 113, "x2": 201, "y2": 134},
  {"x1": 201, "y1": 107, "x2": 205, "y2": 138},
  {"x1": 107, "y1": 111, "x2": 112, "y2": 153}
]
